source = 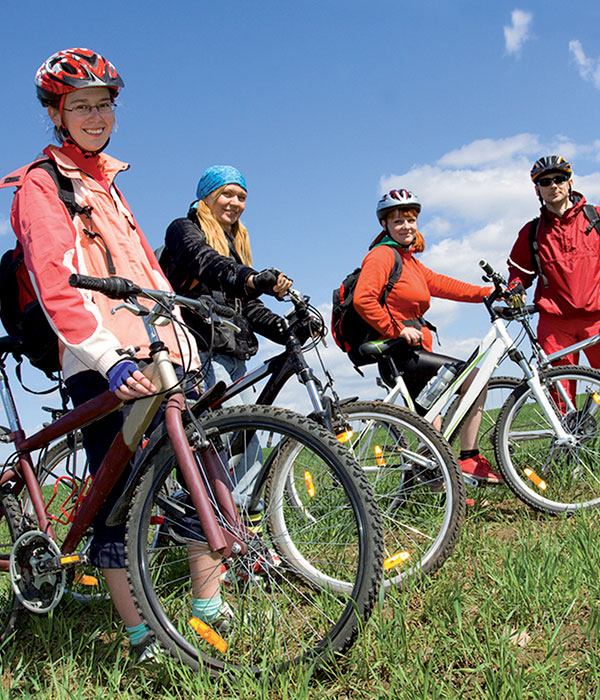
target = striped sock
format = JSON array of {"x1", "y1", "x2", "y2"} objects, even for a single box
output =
[
  {"x1": 125, "y1": 621, "x2": 150, "y2": 645},
  {"x1": 192, "y1": 595, "x2": 222, "y2": 622}
]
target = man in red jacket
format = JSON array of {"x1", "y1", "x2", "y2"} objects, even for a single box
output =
[{"x1": 507, "y1": 155, "x2": 600, "y2": 367}]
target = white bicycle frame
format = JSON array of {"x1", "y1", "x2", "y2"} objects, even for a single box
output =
[{"x1": 381, "y1": 316, "x2": 576, "y2": 448}]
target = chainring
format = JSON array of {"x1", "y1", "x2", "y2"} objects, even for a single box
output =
[{"x1": 9, "y1": 530, "x2": 66, "y2": 613}]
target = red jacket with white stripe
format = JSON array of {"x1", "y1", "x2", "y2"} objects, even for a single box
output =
[{"x1": 507, "y1": 193, "x2": 600, "y2": 317}]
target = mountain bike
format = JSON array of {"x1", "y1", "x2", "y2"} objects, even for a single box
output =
[
  {"x1": 0, "y1": 275, "x2": 384, "y2": 674},
  {"x1": 29, "y1": 288, "x2": 466, "y2": 591},
  {"x1": 357, "y1": 261, "x2": 600, "y2": 513},
  {"x1": 203, "y1": 290, "x2": 465, "y2": 589}
]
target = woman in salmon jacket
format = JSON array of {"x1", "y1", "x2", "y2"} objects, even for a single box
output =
[
  {"x1": 354, "y1": 188, "x2": 501, "y2": 484},
  {"x1": 0, "y1": 48, "x2": 227, "y2": 661}
]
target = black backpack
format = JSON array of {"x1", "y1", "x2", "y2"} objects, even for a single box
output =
[
  {"x1": 529, "y1": 203, "x2": 600, "y2": 287},
  {"x1": 0, "y1": 160, "x2": 87, "y2": 377},
  {"x1": 331, "y1": 246, "x2": 403, "y2": 367}
]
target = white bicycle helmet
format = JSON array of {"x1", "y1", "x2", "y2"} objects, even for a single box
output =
[{"x1": 376, "y1": 189, "x2": 421, "y2": 222}]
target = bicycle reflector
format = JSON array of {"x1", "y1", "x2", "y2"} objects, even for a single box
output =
[
  {"x1": 336, "y1": 430, "x2": 354, "y2": 443},
  {"x1": 374, "y1": 445, "x2": 386, "y2": 467},
  {"x1": 304, "y1": 471, "x2": 316, "y2": 498},
  {"x1": 383, "y1": 551, "x2": 411, "y2": 570},
  {"x1": 524, "y1": 467, "x2": 547, "y2": 490},
  {"x1": 189, "y1": 617, "x2": 228, "y2": 653}
]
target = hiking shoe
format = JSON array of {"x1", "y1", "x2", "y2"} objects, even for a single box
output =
[
  {"x1": 131, "y1": 631, "x2": 162, "y2": 663},
  {"x1": 459, "y1": 454, "x2": 504, "y2": 484}
]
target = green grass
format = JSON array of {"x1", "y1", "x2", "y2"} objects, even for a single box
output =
[{"x1": 3, "y1": 486, "x2": 600, "y2": 699}]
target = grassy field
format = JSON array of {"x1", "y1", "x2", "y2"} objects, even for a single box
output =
[{"x1": 2, "y1": 484, "x2": 600, "y2": 700}]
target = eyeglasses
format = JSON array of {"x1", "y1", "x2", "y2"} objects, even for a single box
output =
[
  {"x1": 62, "y1": 101, "x2": 115, "y2": 116},
  {"x1": 536, "y1": 175, "x2": 569, "y2": 188}
]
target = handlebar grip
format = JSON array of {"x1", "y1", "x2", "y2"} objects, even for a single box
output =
[
  {"x1": 212, "y1": 302, "x2": 235, "y2": 319},
  {"x1": 479, "y1": 260, "x2": 495, "y2": 276},
  {"x1": 69, "y1": 274, "x2": 142, "y2": 300}
]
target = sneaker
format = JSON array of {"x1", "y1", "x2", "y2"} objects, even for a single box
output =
[
  {"x1": 130, "y1": 631, "x2": 162, "y2": 663},
  {"x1": 212, "y1": 601, "x2": 234, "y2": 635},
  {"x1": 243, "y1": 511, "x2": 264, "y2": 534},
  {"x1": 459, "y1": 454, "x2": 504, "y2": 484}
]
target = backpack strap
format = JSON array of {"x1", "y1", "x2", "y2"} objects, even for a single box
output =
[
  {"x1": 381, "y1": 247, "x2": 403, "y2": 303},
  {"x1": 527, "y1": 216, "x2": 548, "y2": 288},
  {"x1": 28, "y1": 160, "x2": 87, "y2": 219},
  {"x1": 582, "y1": 204, "x2": 600, "y2": 236},
  {"x1": 380, "y1": 246, "x2": 405, "y2": 335},
  {"x1": 29, "y1": 160, "x2": 116, "y2": 275}
]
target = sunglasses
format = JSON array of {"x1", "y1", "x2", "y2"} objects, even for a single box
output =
[{"x1": 536, "y1": 175, "x2": 569, "y2": 188}]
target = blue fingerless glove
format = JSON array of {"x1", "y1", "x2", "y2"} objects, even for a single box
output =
[{"x1": 107, "y1": 360, "x2": 139, "y2": 393}]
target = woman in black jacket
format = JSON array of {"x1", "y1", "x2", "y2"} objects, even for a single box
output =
[{"x1": 161, "y1": 165, "x2": 292, "y2": 507}]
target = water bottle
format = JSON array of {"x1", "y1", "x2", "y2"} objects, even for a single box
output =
[{"x1": 415, "y1": 363, "x2": 458, "y2": 409}]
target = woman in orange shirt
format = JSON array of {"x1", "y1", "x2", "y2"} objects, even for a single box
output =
[{"x1": 354, "y1": 189, "x2": 501, "y2": 483}]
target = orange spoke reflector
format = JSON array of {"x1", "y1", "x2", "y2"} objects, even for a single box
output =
[
  {"x1": 383, "y1": 551, "x2": 411, "y2": 570},
  {"x1": 304, "y1": 471, "x2": 316, "y2": 498},
  {"x1": 524, "y1": 467, "x2": 547, "y2": 490},
  {"x1": 73, "y1": 573, "x2": 99, "y2": 586},
  {"x1": 336, "y1": 430, "x2": 354, "y2": 443},
  {"x1": 593, "y1": 393, "x2": 600, "y2": 405},
  {"x1": 374, "y1": 445, "x2": 386, "y2": 467},
  {"x1": 189, "y1": 617, "x2": 228, "y2": 653}
]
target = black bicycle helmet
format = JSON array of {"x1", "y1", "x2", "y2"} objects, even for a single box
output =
[{"x1": 530, "y1": 155, "x2": 572, "y2": 183}]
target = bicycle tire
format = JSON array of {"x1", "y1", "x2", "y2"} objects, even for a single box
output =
[
  {"x1": 267, "y1": 401, "x2": 465, "y2": 589},
  {"x1": 494, "y1": 365, "x2": 600, "y2": 513},
  {"x1": 125, "y1": 404, "x2": 384, "y2": 674},
  {"x1": 444, "y1": 376, "x2": 521, "y2": 467},
  {"x1": 0, "y1": 489, "x2": 27, "y2": 642}
]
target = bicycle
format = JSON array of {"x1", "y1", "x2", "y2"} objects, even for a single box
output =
[
  {"x1": 202, "y1": 290, "x2": 466, "y2": 589},
  {"x1": 0, "y1": 274, "x2": 384, "y2": 674},
  {"x1": 356, "y1": 260, "x2": 600, "y2": 513},
  {"x1": 30, "y1": 288, "x2": 466, "y2": 591}
]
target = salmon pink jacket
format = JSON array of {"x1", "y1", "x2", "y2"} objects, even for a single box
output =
[{"x1": 1, "y1": 144, "x2": 198, "y2": 379}]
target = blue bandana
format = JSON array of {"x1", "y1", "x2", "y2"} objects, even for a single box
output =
[{"x1": 195, "y1": 165, "x2": 247, "y2": 202}]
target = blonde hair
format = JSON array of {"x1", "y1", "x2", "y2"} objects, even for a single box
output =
[
  {"x1": 370, "y1": 207, "x2": 426, "y2": 252},
  {"x1": 195, "y1": 185, "x2": 253, "y2": 265}
]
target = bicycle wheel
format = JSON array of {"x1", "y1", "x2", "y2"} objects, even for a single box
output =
[
  {"x1": 125, "y1": 404, "x2": 383, "y2": 674},
  {"x1": 494, "y1": 366, "x2": 600, "y2": 512},
  {"x1": 444, "y1": 376, "x2": 521, "y2": 467},
  {"x1": 268, "y1": 401, "x2": 465, "y2": 589},
  {"x1": 0, "y1": 489, "x2": 26, "y2": 642}
]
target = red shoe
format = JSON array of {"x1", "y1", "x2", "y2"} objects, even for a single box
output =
[{"x1": 459, "y1": 454, "x2": 504, "y2": 484}]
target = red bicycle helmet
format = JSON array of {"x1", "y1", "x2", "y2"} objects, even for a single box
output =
[{"x1": 35, "y1": 48, "x2": 124, "y2": 106}]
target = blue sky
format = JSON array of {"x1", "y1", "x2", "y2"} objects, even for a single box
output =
[{"x1": 2, "y1": 0, "x2": 600, "y2": 423}]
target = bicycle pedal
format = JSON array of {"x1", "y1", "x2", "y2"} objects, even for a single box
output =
[
  {"x1": 462, "y1": 475, "x2": 480, "y2": 488},
  {"x1": 59, "y1": 553, "x2": 87, "y2": 568}
]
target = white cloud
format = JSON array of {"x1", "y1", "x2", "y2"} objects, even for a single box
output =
[
  {"x1": 437, "y1": 134, "x2": 540, "y2": 169},
  {"x1": 269, "y1": 134, "x2": 600, "y2": 412},
  {"x1": 504, "y1": 9, "x2": 533, "y2": 55},
  {"x1": 377, "y1": 133, "x2": 600, "y2": 375},
  {"x1": 0, "y1": 218, "x2": 9, "y2": 236},
  {"x1": 569, "y1": 40, "x2": 600, "y2": 89}
]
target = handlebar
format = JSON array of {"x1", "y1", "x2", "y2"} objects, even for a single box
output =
[
  {"x1": 69, "y1": 274, "x2": 235, "y2": 320},
  {"x1": 69, "y1": 273, "x2": 142, "y2": 300}
]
